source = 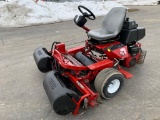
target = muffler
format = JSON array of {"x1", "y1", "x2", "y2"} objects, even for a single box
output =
[
  {"x1": 33, "y1": 47, "x2": 52, "y2": 73},
  {"x1": 43, "y1": 70, "x2": 80, "y2": 115}
]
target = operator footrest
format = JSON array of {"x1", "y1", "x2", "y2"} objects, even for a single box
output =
[{"x1": 118, "y1": 68, "x2": 133, "y2": 79}]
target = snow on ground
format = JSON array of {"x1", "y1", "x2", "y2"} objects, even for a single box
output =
[
  {"x1": 0, "y1": 0, "x2": 159, "y2": 27},
  {"x1": 114, "y1": 0, "x2": 159, "y2": 5},
  {"x1": 0, "y1": 0, "x2": 123, "y2": 27}
]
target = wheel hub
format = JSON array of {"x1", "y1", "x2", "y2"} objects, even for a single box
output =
[{"x1": 107, "y1": 79, "x2": 120, "y2": 94}]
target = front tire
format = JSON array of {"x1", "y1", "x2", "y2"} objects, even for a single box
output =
[{"x1": 94, "y1": 68, "x2": 124, "y2": 99}]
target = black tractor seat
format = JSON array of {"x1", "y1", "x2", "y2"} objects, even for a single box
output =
[{"x1": 88, "y1": 7, "x2": 127, "y2": 41}]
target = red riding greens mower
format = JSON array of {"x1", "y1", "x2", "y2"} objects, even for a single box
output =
[{"x1": 33, "y1": 5, "x2": 146, "y2": 116}]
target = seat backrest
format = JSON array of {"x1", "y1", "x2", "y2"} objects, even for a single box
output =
[{"x1": 101, "y1": 7, "x2": 126, "y2": 35}]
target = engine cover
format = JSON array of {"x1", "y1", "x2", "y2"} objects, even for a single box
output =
[{"x1": 123, "y1": 54, "x2": 139, "y2": 68}]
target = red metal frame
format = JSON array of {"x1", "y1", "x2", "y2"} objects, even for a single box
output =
[{"x1": 82, "y1": 26, "x2": 90, "y2": 32}]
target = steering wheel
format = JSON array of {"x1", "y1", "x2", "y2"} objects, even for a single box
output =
[{"x1": 78, "y1": 5, "x2": 96, "y2": 20}]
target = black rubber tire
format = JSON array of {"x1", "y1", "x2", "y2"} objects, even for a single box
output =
[{"x1": 94, "y1": 68, "x2": 124, "y2": 99}]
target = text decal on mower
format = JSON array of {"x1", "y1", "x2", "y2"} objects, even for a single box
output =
[
  {"x1": 49, "y1": 78, "x2": 56, "y2": 90},
  {"x1": 76, "y1": 81, "x2": 84, "y2": 89}
]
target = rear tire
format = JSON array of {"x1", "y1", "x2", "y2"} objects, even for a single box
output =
[{"x1": 94, "y1": 68, "x2": 124, "y2": 99}]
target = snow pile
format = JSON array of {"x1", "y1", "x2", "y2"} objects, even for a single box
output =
[
  {"x1": 112, "y1": 0, "x2": 159, "y2": 5},
  {"x1": 0, "y1": 0, "x2": 123, "y2": 27},
  {"x1": 0, "y1": 1, "x2": 31, "y2": 27}
]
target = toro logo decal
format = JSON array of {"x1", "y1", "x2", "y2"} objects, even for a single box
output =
[{"x1": 120, "y1": 48, "x2": 127, "y2": 56}]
